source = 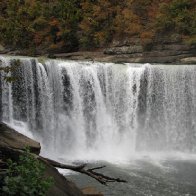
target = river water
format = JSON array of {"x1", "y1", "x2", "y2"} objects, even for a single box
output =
[{"x1": 67, "y1": 158, "x2": 196, "y2": 196}]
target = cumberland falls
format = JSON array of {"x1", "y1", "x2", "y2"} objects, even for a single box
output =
[
  {"x1": 1, "y1": 56, "x2": 196, "y2": 195},
  {"x1": 1, "y1": 56, "x2": 196, "y2": 161}
]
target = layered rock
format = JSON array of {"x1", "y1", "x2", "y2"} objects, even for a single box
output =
[{"x1": 104, "y1": 40, "x2": 196, "y2": 64}]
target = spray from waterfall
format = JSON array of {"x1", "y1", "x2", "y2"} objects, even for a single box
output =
[{"x1": 1, "y1": 56, "x2": 196, "y2": 161}]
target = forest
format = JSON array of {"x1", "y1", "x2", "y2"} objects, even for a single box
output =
[{"x1": 0, "y1": 0, "x2": 195, "y2": 55}]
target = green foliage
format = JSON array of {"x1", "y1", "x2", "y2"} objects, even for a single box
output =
[
  {"x1": 155, "y1": 0, "x2": 195, "y2": 35},
  {"x1": 0, "y1": 0, "x2": 195, "y2": 52},
  {"x1": 2, "y1": 149, "x2": 53, "y2": 196},
  {"x1": 0, "y1": 0, "x2": 35, "y2": 49},
  {"x1": 79, "y1": 0, "x2": 118, "y2": 48}
]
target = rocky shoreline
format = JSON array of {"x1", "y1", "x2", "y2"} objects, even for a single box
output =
[
  {"x1": 52, "y1": 51, "x2": 196, "y2": 64},
  {"x1": 54, "y1": 40, "x2": 196, "y2": 64},
  {"x1": 1, "y1": 40, "x2": 195, "y2": 64},
  {"x1": 0, "y1": 123, "x2": 103, "y2": 196},
  {"x1": 0, "y1": 42, "x2": 196, "y2": 64}
]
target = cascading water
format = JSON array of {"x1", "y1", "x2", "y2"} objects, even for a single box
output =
[{"x1": 1, "y1": 56, "x2": 196, "y2": 161}]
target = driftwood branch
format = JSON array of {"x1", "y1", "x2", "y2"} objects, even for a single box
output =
[
  {"x1": 1, "y1": 147, "x2": 127, "y2": 185},
  {"x1": 39, "y1": 156, "x2": 127, "y2": 185},
  {"x1": 88, "y1": 166, "x2": 106, "y2": 171}
]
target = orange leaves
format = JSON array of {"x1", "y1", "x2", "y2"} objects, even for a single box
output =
[
  {"x1": 80, "y1": 0, "x2": 118, "y2": 47},
  {"x1": 49, "y1": 18, "x2": 60, "y2": 27},
  {"x1": 33, "y1": 17, "x2": 61, "y2": 47},
  {"x1": 114, "y1": 7, "x2": 142, "y2": 37},
  {"x1": 140, "y1": 31, "x2": 154, "y2": 40},
  {"x1": 94, "y1": 31, "x2": 109, "y2": 46},
  {"x1": 140, "y1": 30, "x2": 155, "y2": 51},
  {"x1": 34, "y1": 33, "x2": 42, "y2": 45},
  {"x1": 80, "y1": 18, "x2": 93, "y2": 33}
]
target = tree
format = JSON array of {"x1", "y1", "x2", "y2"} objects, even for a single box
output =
[
  {"x1": 114, "y1": 5, "x2": 142, "y2": 38},
  {"x1": 46, "y1": 0, "x2": 81, "y2": 52},
  {"x1": 0, "y1": 0, "x2": 195, "y2": 53},
  {"x1": 0, "y1": 0, "x2": 35, "y2": 50},
  {"x1": 80, "y1": 0, "x2": 116, "y2": 48},
  {"x1": 155, "y1": 0, "x2": 195, "y2": 35}
]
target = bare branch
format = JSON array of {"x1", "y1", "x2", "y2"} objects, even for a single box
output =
[
  {"x1": 1, "y1": 147, "x2": 127, "y2": 185},
  {"x1": 87, "y1": 166, "x2": 106, "y2": 172},
  {"x1": 39, "y1": 156, "x2": 127, "y2": 185}
]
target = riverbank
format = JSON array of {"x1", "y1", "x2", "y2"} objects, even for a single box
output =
[
  {"x1": 0, "y1": 123, "x2": 104, "y2": 196},
  {"x1": 1, "y1": 47, "x2": 195, "y2": 65},
  {"x1": 53, "y1": 50, "x2": 196, "y2": 64},
  {"x1": 52, "y1": 38, "x2": 196, "y2": 64}
]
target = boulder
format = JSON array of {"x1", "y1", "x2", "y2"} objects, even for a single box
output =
[
  {"x1": 0, "y1": 123, "x2": 40, "y2": 154},
  {"x1": 111, "y1": 38, "x2": 141, "y2": 47},
  {"x1": 43, "y1": 160, "x2": 84, "y2": 196}
]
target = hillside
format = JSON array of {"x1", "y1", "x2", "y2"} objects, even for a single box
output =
[{"x1": 0, "y1": 0, "x2": 195, "y2": 62}]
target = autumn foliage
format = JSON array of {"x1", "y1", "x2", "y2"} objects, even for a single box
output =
[{"x1": 0, "y1": 0, "x2": 195, "y2": 54}]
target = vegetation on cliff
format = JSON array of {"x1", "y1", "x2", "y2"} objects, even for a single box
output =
[{"x1": 0, "y1": 0, "x2": 195, "y2": 55}]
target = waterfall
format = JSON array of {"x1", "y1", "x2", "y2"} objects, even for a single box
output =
[{"x1": 1, "y1": 56, "x2": 196, "y2": 161}]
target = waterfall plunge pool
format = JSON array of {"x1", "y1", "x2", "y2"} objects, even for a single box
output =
[{"x1": 65, "y1": 159, "x2": 196, "y2": 196}]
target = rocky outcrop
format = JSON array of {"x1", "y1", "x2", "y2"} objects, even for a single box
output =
[
  {"x1": 101, "y1": 36, "x2": 196, "y2": 64},
  {"x1": 43, "y1": 160, "x2": 84, "y2": 196},
  {"x1": 2, "y1": 37, "x2": 194, "y2": 64},
  {"x1": 180, "y1": 57, "x2": 196, "y2": 64},
  {"x1": 0, "y1": 123, "x2": 84, "y2": 196},
  {"x1": 104, "y1": 42, "x2": 196, "y2": 64},
  {"x1": 105, "y1": 45, "x2": 143, "y2": 55},
  {"x1": 0, "y1": 123, "x2": 41, "y2": 155},
  {"x1": 52, "y1": 41, "x2": 195, "y2": 64}
]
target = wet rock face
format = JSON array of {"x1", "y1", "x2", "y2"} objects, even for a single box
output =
[{"x1": 0, "y1": 123, "x2": 41, "y2": 155}]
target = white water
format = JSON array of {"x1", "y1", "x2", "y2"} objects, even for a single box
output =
[{"x1": 1, "y1": 56, "x2": 196, "y2": 162}]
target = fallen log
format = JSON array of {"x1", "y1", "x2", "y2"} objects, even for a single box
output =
[
  {"x1": 1, "y1": 147, "x2": 127, "y2": 185},
  {"x1": 39, "y1": 156, "x2": 127, "y2": 185}
]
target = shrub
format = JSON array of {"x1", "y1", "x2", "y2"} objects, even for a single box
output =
[{"x1": 2, "y1": 149, "x2": 53, "y2": 196}]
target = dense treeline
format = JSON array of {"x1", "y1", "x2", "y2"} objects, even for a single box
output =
[{"x1": 0, "y1": 0, "x2": 195, "y2": 55}]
